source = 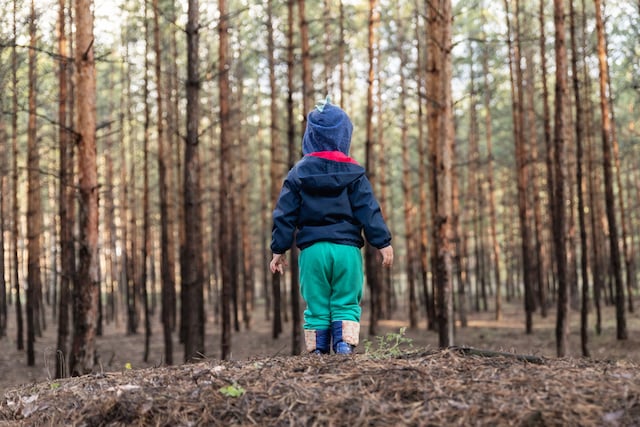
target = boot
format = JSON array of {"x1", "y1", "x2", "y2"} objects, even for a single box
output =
[
  {"x1": 304, "y1": 329, "x2": 330, "y2": 354},
  {"x1": 331, "y1": 320, "x2": 360, "y2": 355}
]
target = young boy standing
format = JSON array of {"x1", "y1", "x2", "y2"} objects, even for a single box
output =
[{"x1": 270, "y1": 99, "x2": 393, "y2": 355}]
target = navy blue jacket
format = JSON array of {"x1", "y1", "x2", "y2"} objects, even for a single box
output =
[{"x1": 271, "y1": 151, "x2": 392, "y2": 254}]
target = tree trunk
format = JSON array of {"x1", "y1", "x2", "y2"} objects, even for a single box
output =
[
  {"x1": 365, "y1": 0, "x2": 381, "y2": 336},
  {"x1": 26, "y1": 0, "x2": 42, "y2": 367},
  {"x1": 552, "y1": 0, "x2": 571, "y2": 357},
  {"x1": 12, "y1": 0, "x2": 24, "y2": 353},
  {"x1": 594, "y1": 0, "x2": 627, "y2": 341},
  {"x1": 397, "y1": 17, "x2": 417, "y2": 328},
  {"x1": 427, "y1": 0, "x2": 455, "y2": 347},
  {"x1": 70, "y1": 0, "x2": 99, "y2": 376},
  {"x1": 569, "y1": 0, "x2": 590, "y2": 358},
  {"x1": 141, "y1": 0, "x2": 152, "y2": 364},
  {"x1": 504, "y1": 0, "x2": 535, "y2": 334},
  {"x1": 56, "y1": 0, "x2": 75, "y2": 378},
  {"x1": 218, "y1": 0, "x2": 233, "y2": 360},
  {"x1": 183, "y1": 0, "x2": 205, "y2": 361},
  {"x1": 267, "y1": 0, "x2": 282, "y2": 340},
  {"x1": 414, "y1": 2, "x2": 433, "y2": 330},
  {"x1": 287, "y1": 0, "x2": 302, "y2": 356},
  {"x1": 152, "y1": 0, "x2": 174, "y2": 366},
  {"x1": 479, "y1": 10, "x2": 502, "y2": 321},
  {"x1": 540, "y1": 0, "x2": 555, "y2": 313},
  {"x1": 0, "y1": 79, "x2": 6, "y2": 339}
]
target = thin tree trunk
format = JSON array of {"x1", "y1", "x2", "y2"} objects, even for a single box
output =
[
  {"x1": 287, "y1": 0, "x2": 302, "y2": 356},
  {"x1": 56, "y1": 0, "x2": 74, "y2": 378},
  {"x1": 267, "y1": 0, "x2": 282, "y2": 340},
  {"x1": 552, "y1": 0, "x2": 570, "y2": 357},
  {"x1": 594, "y1": 0, "x2": 627, "y2": 340},
  {"x1": 414, "y1": 1, "x2": 433, "y2": 330},
  {"x1": 365, "y1": 0, "x2": 381, "y2": 336},
  {"x1": 141, "y1": 0, "x2": 152, "y2": 364},
  {"x1": 26, "y1": 0, "x2": 42, "y2": 368},
  {"x1": 397, "y1": 19, "x2": 417, "y2": 328},
  {"x1": 218, "y1": 0, "x2": 233, "y2": 360},
  {"x1": 12, "y1": 0, "x2": 24, "y2": 353},
  {"x1": 523, "y1": 24, "x2": 549, "y2": 317},
  {"x1": 0, "y1": 78, "x2": 6, "y2": 339},
  {"x1": 540, "y1": 0, "x2": 555, "y2": 310},
  {"x1": 479, "y1": 11, "x2": 502, "y2": 321},
  {"x1": 569, "y1": 0, "x2": 590, "y2": 358},
  {"x1": 183, "y1": 0, "x2": 205, "y2": 361},
  {"x1": 152, "y1": 0, "x2": 174, "y2": 366},
  {"x1": 70, "y1": 0, "x2": 99, "y2": 376},
  {"x1": 505, "y1": 0, "x2": 534, "y2": 334}
]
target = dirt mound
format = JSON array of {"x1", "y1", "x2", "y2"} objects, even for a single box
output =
[{"x1": 1, "y1": 347, "x2": 638, "y2": 426}]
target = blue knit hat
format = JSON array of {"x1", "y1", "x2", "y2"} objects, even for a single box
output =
[{"x1": 302, "y1": 98, "x2": 353, "y2": 155}]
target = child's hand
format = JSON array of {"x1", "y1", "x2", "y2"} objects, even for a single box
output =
[
  {"x1": 379, "y1": 246, "x2": 394, "y2": 267},
  {"x1": 270, "y1": 253, "x2": 287, "y2": 274}
]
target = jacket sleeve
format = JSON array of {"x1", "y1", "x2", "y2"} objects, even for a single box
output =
[
  {"x1": 349, "y1": 175, "x2": 392, "y2": 249},
  {"x1": 271, "y1": 172, "x2": 301, "y2": 254}
]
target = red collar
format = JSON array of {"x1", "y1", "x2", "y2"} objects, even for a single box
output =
[{"x1": 307, "y1": 151, "x2": 359, "y2": 165}]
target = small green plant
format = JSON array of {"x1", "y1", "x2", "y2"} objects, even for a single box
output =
[
  {"x1": 219, "y1": 384, "x2": 245, "y2": 398},
  {"x1": 50, "y1": 382, "x2": 61, "y2": 390},
  {"x1": 363, "y1": 327, "x2": 413, "y2": 359}
]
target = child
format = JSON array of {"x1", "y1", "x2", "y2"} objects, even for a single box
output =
[{"x1": 270, "y1": 98, "x2": 393, "y2": 355}]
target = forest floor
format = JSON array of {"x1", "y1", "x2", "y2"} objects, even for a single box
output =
[{"x1": 1, "y1": 295, "x2": 639, "y2": 425}]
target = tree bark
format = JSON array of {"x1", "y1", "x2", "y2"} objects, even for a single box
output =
[
  {"x1": 552, "y1": 0, "x2": 571, "y2": 357},
  {"x1": 183, "y1": 0, "x2": 205, "y2": 361},
  {"x1": 365, "y1": 0, "x2": 381, "y2": 336},
  {"x1": 56, "y1": 0, "x2": 75, "y2": 378},
  {"x1": 12, "y1": 0, "x2": 24, "y2": 353},
  {"x1": 267, "y1": 0, "x2": 282, "y2": 340},
  {"x1": 218, "y1": 0, "x2": 233, "y2": 360},
  {"x1": 427, "y1": 0, "x2": 455, "y2": 347},
  {"x1": 287, "y1": 0, "x2": 302, "y2": 355},
  {"x1": 71, "y1": 0, "x2": 99, "y2": 376}
]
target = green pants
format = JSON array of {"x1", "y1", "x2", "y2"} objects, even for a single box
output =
[{"x1": 299, "y1": 242, "x2": 363, "y2": 330}]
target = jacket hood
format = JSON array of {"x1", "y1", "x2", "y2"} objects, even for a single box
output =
[
  {"x1": 302, "y1": 103, "x2": 353, "y2": 155},
  {"x1": 295, "y1": 156, "x2": 364, "y2": 193}
]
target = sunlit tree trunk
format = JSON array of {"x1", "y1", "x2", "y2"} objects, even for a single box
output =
[
  {"x1": 183, "y1": 0, "x2": 205, "y2": 361},
  {"x1": 594, "y1": 0, "x2": 627, "y2": 341},
  {"x1": 70, "y1": 0, "x2": 99, "y2": 376},
  {"x1": 26, "y1": 0, "x2": 44, "y2": 367}
]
